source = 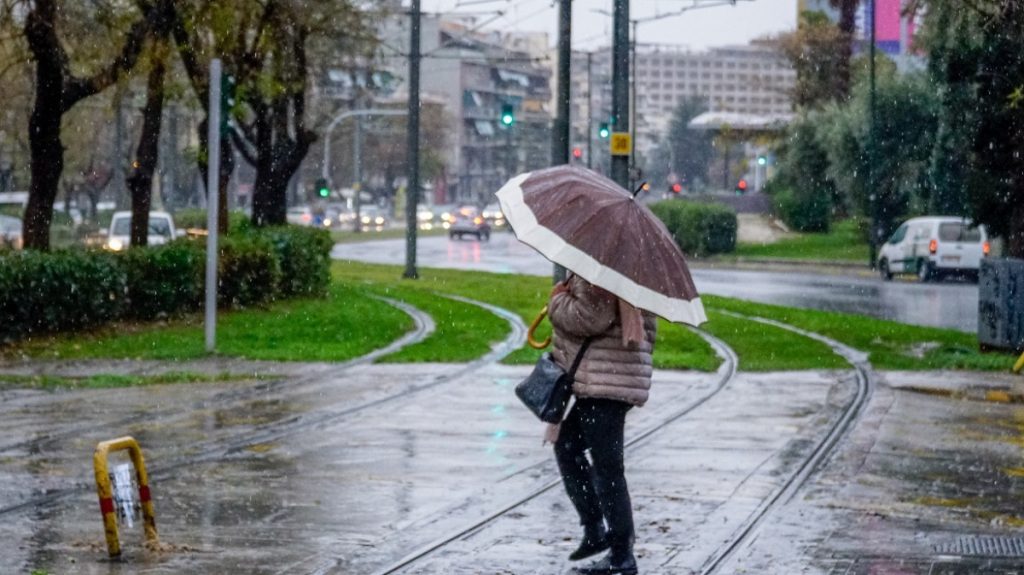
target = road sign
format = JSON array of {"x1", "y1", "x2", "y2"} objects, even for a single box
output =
[{"x1": 610, "y1": 132, "x2": 631, "y2": 156}]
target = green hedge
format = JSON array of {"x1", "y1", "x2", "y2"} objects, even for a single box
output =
[
  {"x1": 649, "y1": 200, "x2": 737, "y2": 257},
  {"x1": 773, "y1": 188, "x2": 831, "y2": 233},
  {"x1": 174, "y1": 208, "x2": 252, "y2": 233},
  {"x1": 0, "y1": 226, "x2": 332, "y2": 343}
]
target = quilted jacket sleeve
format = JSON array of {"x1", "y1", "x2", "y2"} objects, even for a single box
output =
[{"x1": 548, "y1": 275, "x2": 618, "y2": 338}]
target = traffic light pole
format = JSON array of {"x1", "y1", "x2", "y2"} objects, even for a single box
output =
[
  {"x1": 867, "y1": 0, "x2": 878, "y2": 270},
  {"x1": 354, "y1": 112, "x2": 363, "y2": 233},
  {"x1": 586, "y1": 51, "x2": 593, "y2": 170},
  {"x1": 611, "y1": 0, "x2": 630, "y2": 189},
  {"x1": 404, "y1": 0, "x2": 421, "y2": 280}
]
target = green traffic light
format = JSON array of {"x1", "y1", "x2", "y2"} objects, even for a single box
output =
[
  {"x1": 598, "y1": 123, "x2": 610, "y2": 139},
  {"x1": 757, "y1": 156, "x2": 767, "y2": 166},
  {"x1": 502, "y1": 113, "x2": 513, "y2": 126},
  {"x1": 319, "y1": 188, "x2": 329, "y2": 198}
]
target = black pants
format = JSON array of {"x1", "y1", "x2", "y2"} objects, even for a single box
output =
[{"x1": 554, "y1": 397, "x2": 634, "y2": 553}]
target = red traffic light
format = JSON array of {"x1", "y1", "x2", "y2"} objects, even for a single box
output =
[
  {"x1": 671, "y1": 183, "x2": 682, "y2": 193},
  {"x1": 737, "y1": 179, "x2": 748, "y2": 191},
  {"x1": 572, "y1": 147, "x2": 582, "y2": 159}
]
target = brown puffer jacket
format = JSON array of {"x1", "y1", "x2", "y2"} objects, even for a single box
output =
[{"x1": 548, "y1": 275, "x2": 657, "y2": 407}]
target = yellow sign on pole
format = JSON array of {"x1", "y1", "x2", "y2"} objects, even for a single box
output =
[{"x1": 610, "y1": 132, "x2": 631, "y2": 156}]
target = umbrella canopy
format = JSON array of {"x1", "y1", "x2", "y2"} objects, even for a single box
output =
[{"x1": 496, "y1": 165, "x2": 706, "y2": 326}]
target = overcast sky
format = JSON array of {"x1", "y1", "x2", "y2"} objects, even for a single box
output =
[{"x1": 420, "y1": 0, "x2": 798, "y2": 51}]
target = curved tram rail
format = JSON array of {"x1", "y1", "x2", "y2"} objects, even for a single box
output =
[{"x1": 373, "y1": 315, "x2": 874, "y2": 575}]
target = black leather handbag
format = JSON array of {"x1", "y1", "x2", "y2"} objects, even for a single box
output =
[{"x1": 515, "y1": 338, "x2": 593, "y2": 424}]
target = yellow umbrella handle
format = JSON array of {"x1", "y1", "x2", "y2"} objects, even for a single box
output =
[{"x1": 527, "y1": 306, "x2": 552, "y2": 350}]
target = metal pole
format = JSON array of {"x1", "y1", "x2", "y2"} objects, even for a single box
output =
[
  {"x1": 354, "y1": 113, "x2": 363, "y2": 232},
  {"x1": 205, "y1": 59, "x2": 222, "y2": 353},
  {"x1": 587, "y1": 51, "x2": 593, "y2": 169},
  {"x1": 404, "y1": 0, "x2": 421, "y2": 279},
  {"x1": 506, "y1": 123, "x2": 514, "y2": 176},
  {"x1": 550, "y1": 0, "x2": 573, "y2": 283},
  {"x1": 629, "y1": 19, "x2": 637, "y2": 190},
  {"x1": 868, "y1": 0, "x2": 878, "y2": 269},
  {"x1": 611, "y1": 0, "x2": 630, "y2": 188}
]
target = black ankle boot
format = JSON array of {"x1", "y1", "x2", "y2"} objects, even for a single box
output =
[
  {"x1": 569, "y1": 524, "x2": 609, "y2": 561},
  {"x1": 574, "y1": 549, "x2": 638, "y2": 575}
]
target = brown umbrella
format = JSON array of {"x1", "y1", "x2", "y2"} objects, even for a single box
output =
[{"x1": 496, "y1": 165, "x2": 706, "y2": 326}]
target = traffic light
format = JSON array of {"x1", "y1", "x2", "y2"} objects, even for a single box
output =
[
  {"x1": 572, "y1": 147, "x2": 582, "y2": 160},
  {"x1": 316, "y1": 178, "x2": 330, "y2": 198},
  {"x1": 220, "y1": 74, "x2": 236, "y2": 137},
  {"x1": 735, "y1": 179, "x2": 748, "y2": 194},
  {"x1": 598, "y1": 123, "x2": 610, "y2": 139},
  {"x1": 757, "y1": 155, "x2": 767, "y2": 166},
  {"x1": 500, "y1": 103, "x2": 515, "y2": 126},
  {"x1": 671, "y1": 183, "x2": 682, "y2": 194}
]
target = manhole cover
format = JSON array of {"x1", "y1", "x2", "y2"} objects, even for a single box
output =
[{"x1": 934, "y1": 536, "x2": 1024, "y2": 557}]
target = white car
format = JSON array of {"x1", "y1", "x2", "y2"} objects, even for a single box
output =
[
  {"x1": 878, "y1": 216, "x2": 990, "y2": 282},
  {"x1": 105, "y1": 211, "x2": 180, "y2": 251}
]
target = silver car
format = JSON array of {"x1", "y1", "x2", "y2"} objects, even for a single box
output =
[{"x1": 0, "y1": 214, "x2": 23, "y2": 250}]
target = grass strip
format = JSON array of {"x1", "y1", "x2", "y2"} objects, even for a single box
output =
[
  {"x1": 704, "y1": 295, "x2": 1015, "y2": 371},
  {"x1": 0, "y1": 371, "x2": 259, "y2": 390},
  {"x1": 701, "y1": 310, "x2": 847, "y2": 371},
  {"x1": 732, "y1": 219, "x2": 869, "y2": 263},
  {"x1": 10, "y1": 282, "x2": 412, "y2": 362},
  {"x1": 331, "y1": 227, "x2": 450, "y2": 244}
]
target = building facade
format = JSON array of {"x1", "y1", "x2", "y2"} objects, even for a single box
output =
[{"x1": 377, "y1": 14, "x2": 552, "y2": 205}]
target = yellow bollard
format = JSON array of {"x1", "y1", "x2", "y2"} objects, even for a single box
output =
[
  {"x1": 1014, "y1": 350, "x2": 1024, "y2": 374},
  {"x1": 527, "y1": 306, "x2": 552, "y2": 350},
  {"x1": 93, "y1": 436, "x2": 158, "y2": 557}
]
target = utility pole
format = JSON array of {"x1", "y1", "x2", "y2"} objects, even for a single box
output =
[
  {"x1": 630, "y1": 19, "x2": 637, "y2": 190},
  {"x1": 354, "y1": 112, "x2": 363, "y2": 233},
  {"x1": 868, "y1": 0, "x2": 878, "y2": 269},
  {"x1": 404, "y1": 0, "x2": 421, "y2": 280},
  {"x1": 552, "y1": 0, "x2": 572, "y2": 283},
  {"x1": 586, "y1": 51, "x2": 593, "y2": 169},
  {"x1": 611, "y1": 0, "x2": 630, "y2": 189}
]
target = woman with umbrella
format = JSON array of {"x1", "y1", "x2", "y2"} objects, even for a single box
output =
[{"x1": 497, "y1": 165, "x2": 706, "y2": 575}]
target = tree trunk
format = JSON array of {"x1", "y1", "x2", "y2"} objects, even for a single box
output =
[
  {"x1": 835, "y1": 0, "x2": 857, "y2": 101},
  {"x1": 197, "y1": 119, "x2": 233, "y2": 234},
  {"x1": 127, "y1": 41, "x2": 168, "y2": 247}
]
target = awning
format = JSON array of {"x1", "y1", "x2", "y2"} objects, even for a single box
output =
[
  {"x1": 496, "y1": 69, "x2": 530, "y2": 88},
  {"x1": 474, "y1": 120, "x2": 495, "y2": 136}
]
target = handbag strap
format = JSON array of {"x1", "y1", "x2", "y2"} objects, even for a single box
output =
[{"x1": 567, "y1": 337, "x2": 594, "y2": 378}]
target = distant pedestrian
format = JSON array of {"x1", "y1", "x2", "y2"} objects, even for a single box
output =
[{"x1": 546, "y1": 273, "x2": 656, "y2": 575}]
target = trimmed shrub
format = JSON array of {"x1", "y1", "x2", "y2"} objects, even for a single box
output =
[
  {"x1": 0, "y1": 250, "x2": 127, "y2": 342},
  {"x1": 217, "y1": 235, "x2": 281, "y2": 309},
  {"x1": 123, "y1": 240, "x2": 205, "y2": 320},
  {"x1": 254, "y1": 226, "x2": 333, "y2": 297},
  {"x1": 774, "y1": 188, "x2": 831, "y2": 233},
  {"x1": 649, "y1": 200, "x2": 737, "y2": 257},
  {"x1": 174, "y1": 208, "x2": 251, "y2": 233}
]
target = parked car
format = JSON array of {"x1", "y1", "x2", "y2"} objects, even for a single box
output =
[
  {"x1": 105, "y1": 211, "x2": 180, "y2": 251},
  {"x1": 0, "y1": 214, "x2": 23, "y2": 250},
  {"x1": 449, "y1": 207, "x2": 491, "y2": 241},
  {"x1": 878, "y1": 216, "x2": 990, "y2": 282}
]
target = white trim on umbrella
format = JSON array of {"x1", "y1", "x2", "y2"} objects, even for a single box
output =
[{"x1": 497, "y1": 172, "x2": 707, "y2": 326}]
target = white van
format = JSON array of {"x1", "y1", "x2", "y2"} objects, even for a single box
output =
[
  {"x1": 105, "y1": 211, "x2": 181, "y2": 250},
  {"x1": 878, "y1": 216, "x2": 990, "y2": 282}
]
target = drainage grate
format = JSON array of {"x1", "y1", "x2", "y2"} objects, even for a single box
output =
[{"x1": 934, "y1": 536, "x2": 1024, "y2": 557}]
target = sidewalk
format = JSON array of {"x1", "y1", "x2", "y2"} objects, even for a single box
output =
[{"x1": 2, "y1": 362, "x2": 1023, "y2": 574}]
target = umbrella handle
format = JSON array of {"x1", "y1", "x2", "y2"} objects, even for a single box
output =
[{"x1": 527, "y1": 306, "x2": 552, "y2": 350}]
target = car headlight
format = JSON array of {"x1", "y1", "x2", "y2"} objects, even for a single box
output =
[
  {"x1": 375, "y1": 217, "x2": 384, "y2": 225},
  {"x1": 107, "y1": 238, "x2": 124, "y2": 251}
]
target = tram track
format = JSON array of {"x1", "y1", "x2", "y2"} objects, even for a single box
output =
[
  {"x1": 0, "y1": 294, "x2": 525, "y2": 518},
  {"x1": 370, "y1": 315, "x2": 874, "y2": 575},
  {"x1": 0, "y1": 295, "x2": 435, "y2": 457}
]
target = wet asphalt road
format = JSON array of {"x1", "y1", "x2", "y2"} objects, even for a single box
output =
[{"x1": 332, "y1": 231, "x2": 980, "y2": 333}]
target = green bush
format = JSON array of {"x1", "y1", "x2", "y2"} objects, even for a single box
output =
[
  {"x1": 0, "y1": 250, "x2": 127, "y2": 342},
  {"x1": 123, "y1": 240, "x2": 204, "y2": 319},
  {"x1": 649, "y1": 200, "x2": 737, "y2": 257},
  {"x1": 774, "y1": 188, "x2": 831, "y2": 233},
  {"x1": 253, "y1": 226, "x2": 333, "y2": 297},
  {"x1": 217, "y1": 236, "x2": 281, "y2": 309},
  {"x1": 174, "y1": 208, "x2": 251, "y2": 233}
]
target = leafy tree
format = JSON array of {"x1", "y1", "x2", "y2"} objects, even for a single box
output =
[
  {"x1": 772, "y1": 111, "x2": 835, "y2": 231},
  {"x1": 920, "y1": 0, "x2": 1024, "y2": 257},
  {"x1": 13, "y1": 0, "x2": 161, "y2": 250},
  {"x1": 777, "y1": 10, "x2": 850, "y2": 109},
  {"x1": 173, "y1": 0, "x2": 375, "y2": 228},
  {"x1": 646, "y1": 95, "x2": 713, "y2": 191}
]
